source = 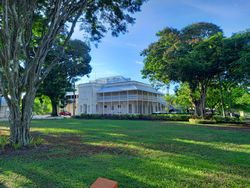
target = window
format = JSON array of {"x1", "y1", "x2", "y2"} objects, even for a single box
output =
[
  {"x1": 104, "y1": 105, "x2": 107, "y2": 108},
  {"x1": 84, "y1": 104, "x2": 87, "y2": 114},
  {"x1": 129, "y1": 104, "x2": 132, "y2": 113},
  {"x1": 118, "y1": 105, "x2": 121, "y2": 108},
  {"x1": 112, "y1": 106, "x2": 114, "y2": 110}
]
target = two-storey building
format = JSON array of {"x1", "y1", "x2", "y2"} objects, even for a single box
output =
[{"x1": 77, "y1": 76, "x2": 166, "y2": 115}]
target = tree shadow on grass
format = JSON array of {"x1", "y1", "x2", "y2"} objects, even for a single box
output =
[
  {"x1": 31, "y1": 121, "x2": 250, "y2": 175},
  {"x1": 0, "y1": 137, "x2": 151, "y2": 187},
  {"x1": 2, "y1": 151, "x2": 249, "y2": 188},
  {"x1": 1, "y1": 120, "x2": 250, "y2": 187}
]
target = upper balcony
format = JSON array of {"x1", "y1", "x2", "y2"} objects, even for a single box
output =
[{"x1": 97, "y1": 94, "x2": 165, "y2": 103}]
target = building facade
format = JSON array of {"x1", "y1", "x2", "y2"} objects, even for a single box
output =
[
  {"x1": 64, "y1": 91, "x2": 78, "y2": 115},
  {"x1": 0, "y1": 97, "x2": 9, "y2": 118},
  {"x1": 77, "y1": 76, "x2": 166, "y2": 115}
]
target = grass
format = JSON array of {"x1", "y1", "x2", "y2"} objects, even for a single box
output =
[{"x1": 0, "y1": 119, "x2": 250, "y2": 187}]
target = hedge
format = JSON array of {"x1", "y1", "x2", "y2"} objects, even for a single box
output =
[
  {"x1": 189, "y1": 118, "x2": 217, "y2": 124},
  {"x1": 74, "y1": 114, "x2": 244, "y2": 124},
  {"x1": 212, "y1": 115, "x2": 244, "y2": 124},
  {"x1": 74, "y1": 114, "x2": 191, "y2": 121}
]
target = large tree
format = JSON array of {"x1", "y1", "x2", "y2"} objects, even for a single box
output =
[
  {"x1": 214, "y1": 30, "x2": 250, "y2": 115},
  {"x1": 142, "y1": 22, "x2": 223, "y2": 118},
  {"x1": 0, "y1": 0, "x2": 146, "y2": 146},
  {"x1": 38, "y1": 39, "x2": 91, "y2": 116}
]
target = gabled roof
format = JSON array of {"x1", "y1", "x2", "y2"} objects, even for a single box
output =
[
  {"x1": 97, "y1": 81, "x2": 162, "y2": 94},
  {"x1": 90, "y1": 76, "x2": 131, "y2": 84}
]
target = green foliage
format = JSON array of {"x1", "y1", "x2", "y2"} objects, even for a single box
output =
[
  {"x1": 175, "y1": 83, "x2": 193, "y2": 111},
  {"x1": 38, "y1": 40, "x2": 92, "y2": 116},
  {"x1": 189, "y1": 118, "x2": 217, "y2": 124},
  {"x1": 233, "y1": 88, "x2": 250, "y2": 111},
  {"x1": 142, "y1": 23, "x2": 250, "y2": 117},
  {"x1": 33, "y1": 96, "x2": 52, "y2": 115},
  {"x1": 12, "y1": 143, "x2": 22, "y2": 150},
  {"x1": 165, "y1": 94, "x2": 176, "y2": 106},
  {"x1": 212, "y1": 115, "x2": 244, "y2": 124},
  {"x1": 206, "y1": 86, "x2": 221, "y2": 111},
  {"x1": 142, "y1": 22, "x2": 223, "y2": 117},
  {"x1": 0, "y1": 136, "x2": 8, "y2": 151},
  {"x1": 226, "y1": 30, "x2": 250, "y2": 84},
  {"x1": 142, "y1": 22, "x2": 222, "y2": 85},
  {"x1": 30, "y1": 136, "x2": 44, "y2": 148}
]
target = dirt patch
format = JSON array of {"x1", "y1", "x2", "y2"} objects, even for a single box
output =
[
  {"x1": 201, "y1": 124, "x2": 250, "y2": 132},
  {"x1": 0, "y1": 132, "x2": 137, "y2": 159},
  {"x1": 0, "y1": 144, "x2": 50, "y2": 157},
  {"x1": 39, "y1": 134, "x2": 137, "y2": 159},
  {"x1": 161, "y1": 121, "x2": 250, "y2": 132}
]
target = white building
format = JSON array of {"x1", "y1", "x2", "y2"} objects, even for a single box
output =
[
  {"x1": 0, "y1": 97, "x2": 9, "y2": 118},
  {"x1": 64, "y1": 91, "x2": 78, "y2": 115},
  {"x1": 77, "y1": 76, "x2": 166, "y2": 115}
]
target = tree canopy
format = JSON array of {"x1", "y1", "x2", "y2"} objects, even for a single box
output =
[
  {"x1": 142, "y1": 22, "x2": 223, "y2": 117},
  {"x1": 142, "y1": 22, "x2": 250, "y2": 118},
  {"x1": 38, "y1": 39, "x2": 92, "y2": 116}
]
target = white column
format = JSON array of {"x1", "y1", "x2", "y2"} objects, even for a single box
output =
[
  {"x1": 102, "y1": 92, "x2": 104, "y2": 114},
  {"x1": 142, "y1": 91, "x2": 144, "y2": 114},
  {"x1": 119, "y1": 91, "x2": 121, "y2": 115},
  {"x1": 157, "y1": 94, "x2": 159, "y2": 112},
  {"x1": 137, "y1": 90, "x2": 139, "y2": 114},
  {"x1": 147, "y1": 93, "x2": 150, "y2": 114},
  {"x1": 127, "y1": 90, "x2": 129, "y2": 114},
  {"x1": 111, "y1": 92, "x2": 113, "y2": 114}
]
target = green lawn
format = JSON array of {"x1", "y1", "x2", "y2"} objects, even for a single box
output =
[{"x1": 0, "y1": 119, "x2": 250, "y2": 188}]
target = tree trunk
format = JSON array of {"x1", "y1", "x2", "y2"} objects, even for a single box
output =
[
  {"x1": 8, "y1": 91, "x2": 36, "y2": 146},
  {"x1": 199, "y1": 85, "x2": 207, "y2": 119},
  {"x1": 192, "y1": 99, "x2": 201, "y2": 117},
  {"x1": 9, "y1": 118, "x2": 30, "y2": 146},
  {"x1": 190, "y1": 84, "x2": 207, "y2": 119},
  {"x1": 50, "y1": 98, "x2": 58, "y2": 116},
  {"x1": 218, "y1": 74, "x2": 225, "y2": 117}
]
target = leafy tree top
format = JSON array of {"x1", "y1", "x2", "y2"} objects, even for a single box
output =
[{"x1": 141, "y1": 22, "x2": 223, "y2": 86}]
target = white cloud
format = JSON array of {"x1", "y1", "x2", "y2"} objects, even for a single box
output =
[
  {"x1": 135, "y1": 60, "x2": 143, "y2": 65},
  {"x1": 125, "y1": 42, "x2": 138, "y2": 48}
]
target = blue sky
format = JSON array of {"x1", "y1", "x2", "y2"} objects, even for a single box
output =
[{"x1": 72, "y1": 0, "x2": 250, "y2": 93}]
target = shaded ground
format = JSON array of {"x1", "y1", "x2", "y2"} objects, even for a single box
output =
[
  {"x1": 196, "y1": 123, "x2": 250, "y2": 132},
  {"x1": 0, "y1": 119, "x2": 250, "y2": 187}
]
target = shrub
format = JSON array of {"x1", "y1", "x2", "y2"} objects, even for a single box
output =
[
  {"x1": 0, "y1": 136, "x2": 8, "y2": 151},
  {"x1": 75, "y1": 114, "x2": 246, "y2": 124},
  {"x1": 30, "y1": 136, "x2": 44, "y2": 148},
  {"x1": 212, "y1": 115, "x2": 244, "y2": 124},
  {"x1": 189, "y1": 118, "x2": 216, "y2": 124},
  {"x1": 12, "y1": 143, "x2": 22, "y2": 150},
  {"x1": 74, "y1": 114, "x2": 191, "y2": 121}
]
